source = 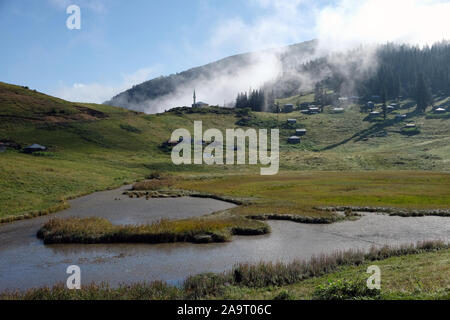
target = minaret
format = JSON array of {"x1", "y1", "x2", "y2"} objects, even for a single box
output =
[{"x1": 193, "y1": 90, "x2": 196, "y2": 106}]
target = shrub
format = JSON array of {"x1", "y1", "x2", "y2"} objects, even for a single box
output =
[
  {"x1": 183, "y1": 273, "x2": 231, "y2": 299},
  {"x1": 312, "y1": 279, "x2": 380, "y2": 300},
  {"x1": 146, "y1": 171, "x2": 165, "y2": 180},
  {"x1": 273, "y1": 290, "x2": 295, "y2": 300},
  {"x1": 236, "y1": 108, "x2": 251, "y2": 117},
  {"x1": 119, "y1": 124, "x2": 141, "y2": 133},
  {"x1": 400, "y1": 127, "x2": 420, "y2": 135}
]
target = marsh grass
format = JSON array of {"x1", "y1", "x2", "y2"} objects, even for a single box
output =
[
  {"x1": 132, "y1": 179, "x2": 173, "y2": 191},
  {"x1": 175, "y1": 172, "x2": 450, "y2": 218},
  {"x1": 0, "y1": 201, "x2": 70, "y2": 224},
  {"x1": 37, "y1": 216, "x2": 269, "y2": 244},
  {"x1": 3, "y1": 241, "x2": 447, "y2": 300},
  {"x1": 0, "y1": 282, "x2": 182, "y2": 300},
  {"x1": 317, "y1": 205, "x2": 450, "y2": 217}
]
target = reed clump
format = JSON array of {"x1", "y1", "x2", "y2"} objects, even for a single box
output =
[
  {"x1": 37, "y1": 216, "x2": 270, "y2": 244},
  {"x1": 182, "y1": 240, "x2": 448, "y2": 297}
]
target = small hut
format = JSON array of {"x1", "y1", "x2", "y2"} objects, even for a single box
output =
[
  {"x1": 299, "y1": 103, "x2": 310, "y2": 109},
  {"x1": 405, "y1": 123, "x2": 416, "y2": 128},
  {"x1": 283, "y1": 104, "x2": 294, "y2": 113},
  {"x1": 287, "y1": 136, "x2": 301, "y2": 144},
  {"x1": 308, "y1": 107, "x2": 320, "y2": 114},
  {"x1": 23, "y1": 143, "x2": 47, "y2": 154},
  {"x1": 295, "y1": 129, "x2": 307, "y2": 136},
  {"x1": 332, "y1": 107, "x2": 344, "y2": 113},
  {"x1": 434, "y1": 107, "x2": 446, "y2": 113},
  {"x1": 287, "y1": 119, "x2": 297, "y2": 124},
  {"x1": 192, "y1": 101, "x2": 209, "y2": 108},
  {"x1": 395, "y1": 114, "x2": 407, "y2": 120}
]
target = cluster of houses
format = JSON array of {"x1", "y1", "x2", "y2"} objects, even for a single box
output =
[
  {"x1": 281, "y1": 103, "x2": 346, "y2": 115},
  {"x1": 280, "y1": 103, "x2": 323, "y2": 115},
  {"x1": 301, "y1": 106, "x2": 321, "y2": 115},
  {"x1": 367, "y1": 102, "x2": 406, "y2": 119},
  {"x1": 286, "y1": 119, "x2": 307, "y2": 144}
]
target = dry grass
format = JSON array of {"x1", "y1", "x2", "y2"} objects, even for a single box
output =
[
  {"x1": 37, "y1": 216, "x2": 269, "y2": 244},
  {"x1": 132, "y1": 179, "x2": 173, "y2": 191},
  {"x1": 175, "y1": 171, "x2": 450, "y2": 219},
  {"x1": 0, "y1": 201, "x2": 70, "y2": 224}
]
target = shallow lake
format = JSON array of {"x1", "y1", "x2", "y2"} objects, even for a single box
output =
[{"x1": 0, "y1": 186, "x2": 448, "y2": 291}]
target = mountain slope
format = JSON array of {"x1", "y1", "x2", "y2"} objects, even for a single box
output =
[{"x1": 105, "y1": 40, "x2": 318, "y2": 113}]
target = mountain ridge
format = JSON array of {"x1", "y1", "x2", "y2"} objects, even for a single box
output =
[{"x1": 105, "y1": 40, "x2": 319, "y2": 113}]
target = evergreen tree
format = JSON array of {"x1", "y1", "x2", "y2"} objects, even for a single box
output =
[
  {"x1": 415, "y1": 73, "x2": 431, "y2": 113},
  {"x1": 314, "y1": 83, "x2": 324, "y2": 106}
]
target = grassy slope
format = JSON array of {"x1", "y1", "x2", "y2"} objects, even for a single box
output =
[
  {"x1": 219, "y1": 249, "x2": 450, "y2": 300},
  {"x1": 1, "y1": 82, "x2": 449, "y2": 218}
]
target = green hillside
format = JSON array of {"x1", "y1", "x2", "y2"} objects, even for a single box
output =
[{"x1": 0, "y1": 81, "x2": 449, "y2": 219}]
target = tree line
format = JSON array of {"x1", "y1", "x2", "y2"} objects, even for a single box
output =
[
  {"x1": 318, "y1": 42, "x2": 449, "y2": 111},
  {"x1": 235, "y1": 89, "x2": 275, "y2": 111},
  {"x1": 236, "y1": 41, "x2": 449, "y2": 113}
]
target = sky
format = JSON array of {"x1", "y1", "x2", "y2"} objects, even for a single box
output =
[{"x1": 1, "y1": 0, "x2": 449, "y2": 103}]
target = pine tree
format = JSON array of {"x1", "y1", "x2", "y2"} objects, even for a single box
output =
[
  {"x1": 382, "y1": 87, "x2": 387, "y2": 120},
  {"x1": 314, "y1": 83, "x2": 324, "y2": 106},
  {"x1": 415, "y1": 73, "x2": 431, "y2": 113}
]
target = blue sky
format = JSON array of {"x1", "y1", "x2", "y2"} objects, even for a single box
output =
[
  {"x1": 0, "y1": 0, "x2": 316, "y2": 102},
  {"x1": 1, "y1": 0, "x2": 449, "y2": 103}
]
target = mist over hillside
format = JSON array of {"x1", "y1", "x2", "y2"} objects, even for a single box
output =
[
  {"x1": 106, "y1": 39, "x2": 450, "y2": 114},
  {"x1": 105, "y1": 40, "x2": 318, "y2": 113}
]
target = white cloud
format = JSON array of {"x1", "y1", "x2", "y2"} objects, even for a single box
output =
[
  {"x1": 205, "y1": 0, "x2": 316, "y2": 55},
  {"x1": 204, "y1": 0, "x2": 450, "y2": 56},
  {"x1": 52, "y1": 67, "x2": 157, "y2": 103},
  {"x1": 316, "y1": 0, "x2": 450, "y2": 52},
  {"x1": 140, "y1": 51, "x2": 283, "y2": 113}
]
